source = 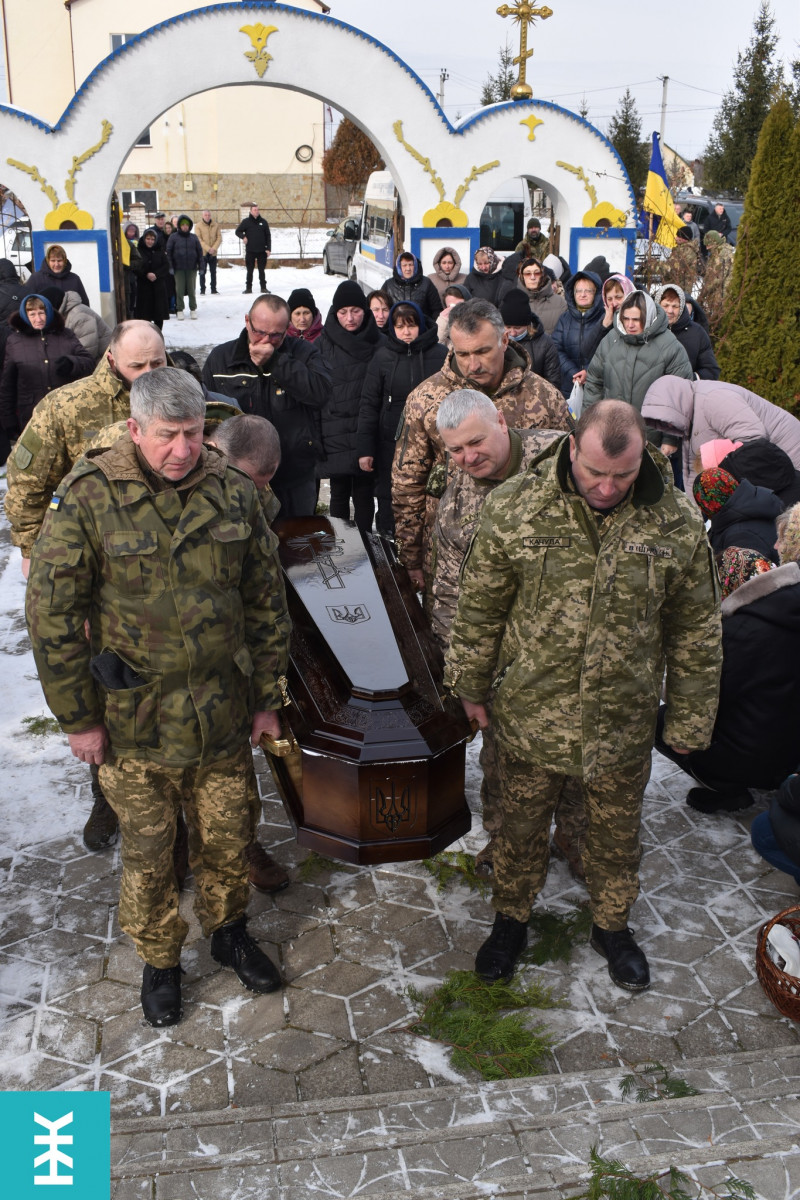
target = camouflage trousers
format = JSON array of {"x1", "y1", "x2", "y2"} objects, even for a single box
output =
[
  {"x1": 492, "y1": 748, "x2": 651, "y2": 930},
  {"x1": 99, "y1": 744, "x2": 252, "y2": 967}
]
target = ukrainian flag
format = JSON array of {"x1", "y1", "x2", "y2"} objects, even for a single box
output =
[{"x1": 643, "y1": 133, "x2": 683, "y2": 248}]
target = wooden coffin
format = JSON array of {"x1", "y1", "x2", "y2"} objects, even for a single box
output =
[{"x1": 264, "y1": 516, "x2": 473, "y2": 864}]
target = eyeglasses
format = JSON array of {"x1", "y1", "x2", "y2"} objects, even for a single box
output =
[{"x1": 248, "y1": 322, "x2": 287, "y2": 342}]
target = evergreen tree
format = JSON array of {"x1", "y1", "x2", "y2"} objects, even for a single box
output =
[
  {"x1": 703, "y1": 1, "x2": 781, "y2": 194},
  {"x1": 717, "y1": 96, "x2": 800, "y2": 413},
  {"x1": 607, "y1": 89, "x2": 650, "y2": 193},
  {"x1": 578, "y1": 95, "x2": 590, "y2": 120},
  {"x1": 321, "y1": 119, "x2": 384, "y2": 204},
  {"x1": 481, "y1": 42, "x2": 515, "y2": 105}
]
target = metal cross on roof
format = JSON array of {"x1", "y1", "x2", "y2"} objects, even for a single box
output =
[{"x1": 496, "y1": 1, "x2": 554, "y2": 100}]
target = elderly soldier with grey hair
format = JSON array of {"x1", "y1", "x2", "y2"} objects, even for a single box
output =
[
  {"x1": 432, "y1": 389, "x2": 587, "y2": 879},
  {"x1": 26, "y1": 367, "x2": 291, "y2": 1028},
  {"x1": 445, "y1": 400, "x2": 722, "y2": 992}
]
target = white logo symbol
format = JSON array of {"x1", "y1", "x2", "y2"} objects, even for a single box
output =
[{"x1": 33, "y1": 1111, "x2": 74, "y2": 1186}]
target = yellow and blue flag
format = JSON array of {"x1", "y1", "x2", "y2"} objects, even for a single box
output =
[{"x1": 643, "y1": 133, "x2": 683, "y2": 248}]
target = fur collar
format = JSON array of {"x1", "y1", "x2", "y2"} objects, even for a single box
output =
[{"x1": 721, "y1": 561, "x2": 800, "y2": 615}]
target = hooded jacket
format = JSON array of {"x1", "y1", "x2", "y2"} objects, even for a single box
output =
[
  {"x1": 652, "y1": 285, "x2": 719, "y2": 381},
  {"x1": 317, "y1": 303, "x2": 384, "y2": 477},
  {"x1": 583, "y1": 291, "x2": 692, "y2": 415},
  {"x1": 27, "y1": 256, "x2": 89, "y2": 307},
  {"x1": 0, "y1": 297, "x2": 94, "y2": 434},
  {"x1": 166, "y1": 216, "x2": 204, "y2": 273},
  {"x1": 133, "y1": 232, "x2": 171, "y2": 324},
  {"x1": 385, "y1": 254, "x2": 443, "y2": 319},
  {"x1": 56, "y1": 290, "x2": 112, "y2": 360},
  {"x1": 428, "y1": 247, "x2": 468, "y2": 298},
  {"x1": 463, "y1": 249, "x2": 504, "y2": 304},
  {"x1": 721, "y1": 438, "x2": 800, "y2": 510},
  {"x1": 707, "y1": 479, "x2": 784, "y2": 563},
  {"x1": 551, "y1": 271, "x2": 606, "y2": 396},
  {"x1": 641, "y1": 377, "x2": 800, "y2": 487}
]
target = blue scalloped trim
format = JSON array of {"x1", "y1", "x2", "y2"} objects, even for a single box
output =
[{"x1": 0, "y1": 103, "x2": 54, "y2": 133}]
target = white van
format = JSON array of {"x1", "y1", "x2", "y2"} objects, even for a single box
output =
[{"x1": 353, "y1": 171, "x2": 398, "y2": 292}]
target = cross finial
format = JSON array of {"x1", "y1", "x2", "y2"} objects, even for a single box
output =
[{"x1": 496, "y1": 2, "x2": 553, "y2": 100}]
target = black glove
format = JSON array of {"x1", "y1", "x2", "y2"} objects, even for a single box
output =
[{"x1": 54, "y1": 355, "x2": 73, "y2": 378}]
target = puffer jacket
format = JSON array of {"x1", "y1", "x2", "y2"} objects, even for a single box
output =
[
  {"x1": 427, "y1": 246, "x2": 468, "y2": 299},
  {"x1": 0, "y1": 307, "x2": 93, "y2": 435},
  {"x1": 551, "y1": 271, "x2": 606, "y2": 396},
  {"x1": 59, "y1": 291, "x2": 112, "y2": 360},
  {"x1": 27, "y1": 257, "x2": 89, "y2": 307},
  {"x1": 317, "y1": 308, "x2": 384, "y2": 477},
  {"x1": 385, "y1": 254, "x2": 443, "y2": 320},
  {"x1": 652, "y1": 285, "x2": 719, "y2": 380},
  {"x1": 166, "y1": 216, "x2": 204, "y2": 272},
  {"x1": 583, "y1": 291, "x2": 692, "y2": 414}
]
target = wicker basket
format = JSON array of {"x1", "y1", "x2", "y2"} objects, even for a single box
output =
[{"x1": 755, "y1": 904, "x2": 800, "y2": 1022}]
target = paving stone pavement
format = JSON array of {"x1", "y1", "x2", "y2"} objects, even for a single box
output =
[{"x1": 2, "y1": 475, "x2": 800, "y2": 1196}]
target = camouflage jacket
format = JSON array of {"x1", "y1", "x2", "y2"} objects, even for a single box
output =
[
  {"x1": 6, "y1": 356, "x2": 131, "y2": 557},
  {"x1": 392, "y1": 343, "x2": 571, "y2": 576},
  {"x1": 663, "y1": 241, "x2": 704, "y2": 297},
  {"x1": 444, "y1": 436, "x2": 722, "y2": 777},
  {"x1": 430, "y1": 428, "x2": 562, "y2": 650},
  {"x1": 697, "y1": 245, "x2": 735, "y2": 335},
  {"x1": 26, "y1": 435, "x2": 290, "y2": 768}
]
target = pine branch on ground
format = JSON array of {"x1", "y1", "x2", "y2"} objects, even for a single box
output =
[
  {"x1": 619, "y1": 1060, "x2": 700, "y2": 1103},
  {"x1": 21, "y1": 714, "x2": 62, "y2": 737},
  {"x1": 421, "y1": 851, "x2": 491, "y2": 897},
  {"x1": 297, "y1": 850, "x2": 338, "y2": 881},
  {"x1": 568, "y1": 1146, "x2": 755, "y2": 1200},
  {"x1": 522, "y1": 904, "x2": 594, "y2": 964},
  {"x1": 407, "y1": 969, "x2": 560, "y2": 1081}
]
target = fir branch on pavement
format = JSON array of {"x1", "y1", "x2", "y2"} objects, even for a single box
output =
[
  {"x1": 620, "y1": 1060, "x2": 700, "y2": 1103},
  {"x1": 568, "y1": 1146, "x2": 755, "y2": 1200},
  {"x1": 421, "y1": 851, "x2": 491, "y2": 897},
  {"x1": 297, "y1": 850, "x2": 338, "y2": 881},
  {"x1": 522, "y1": 904, "x2": 594, "y2": 965},
  {"x1": 21, "y1": 714, "x2": 62, "y2": 738}
]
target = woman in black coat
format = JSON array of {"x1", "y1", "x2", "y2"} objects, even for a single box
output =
[
  {"x1": 654, "y1": 284, "x2": 719, "y2": 379},
  {"x1": 463, "y1": 247, "x2": 504, "y2": 304},
  {"x1": 358, "y1": 301, "x2": 447, "y2": 537},
  {"x1": 0, "y1": 293, "x2": 93, "y2": 437},
  {"x1": 318, "y1": 280, "x2": 385, "y2": 534},
  {"x1": 26, "y1": 244, "x2": 90, "y2": 307},
  {"x1": 133, "y1": 229, "x2": 171, "y2": 328},
  {"x1": 385, "y1": 253, "x2": 442, "y2": 321}
]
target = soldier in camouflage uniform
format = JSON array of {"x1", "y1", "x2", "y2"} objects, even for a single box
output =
[
  {"x1": 444, "y1": 400, "x2": 721, "y2": 992},
  {"x1": 392, "y1": 298, "x2": 571, "y2": 595},
  {"x1": 26, "y1": 368, "x2": 291, "y2": 1027},
  {"x1": 6, "y1": 320, "x2": 168, "y2": 851},
  {"x1": 697, "y1": 232, "x2": 735, "y2": 338},
  {"x1": 431, "y1": 390, "x2": 588, "y2": 880},
  {"x1": 663, "y1": 229, "x2": 704, "y2": 297}
]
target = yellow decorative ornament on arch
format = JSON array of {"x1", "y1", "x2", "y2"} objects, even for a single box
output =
[
  {"x1": 240, "y1": 24, "x2": 278, "y2": 78},
  {"x1": 44, "y1": 202, "x2": 94, "y2": 230},
  {"x1": 582, "y1": 200, "x2": 627, "y2": 229},
  {"x1": 422, "y1": 201, "x2": 469, "y2": 229}
]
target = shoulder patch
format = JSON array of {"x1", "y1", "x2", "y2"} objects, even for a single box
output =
[
  {"x1": 49, "y1": 495, "x2": 62, "y2": 510},
  {"x1": 12, "y1": 426, "x2": 43, "y2": 471}
]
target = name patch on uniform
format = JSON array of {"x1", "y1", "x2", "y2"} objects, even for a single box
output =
[
  {"x1": 624, "y1": 541, "x2": 673, "y2": 559},
  {"x1": 49, "y1": 496, "x2": 62, "y2": 510},
  {"x1": 523, "y1": 536, "x2": 571, "y2": 548}
]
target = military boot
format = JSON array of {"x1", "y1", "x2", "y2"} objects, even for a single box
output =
[
  {"x1": 245, "y1": 841, "x2": 289, "y2": 893},
  {"x1": 83, "y1": 766, "x2": 118, "y2": 851},
  {"x1": 590, "y1": 925, "x2": 650, "y2": 991},
  {"x1": 210, "y1": 918, "x2": 282, "y2": 993},
  {"x1": 475, "y1": 912, "x2": 528, "y2": 983},
  {"x1": 141, "y1": 964, "x2": 183, "y2": 1026}
]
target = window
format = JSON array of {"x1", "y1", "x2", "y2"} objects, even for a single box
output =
[
  {"x1": 111, "y1": 34, "x2": 137, "y2": 51},
  {"x1": 121, "y1": 189, "x2": 158, "y2": 214},
  {"x1": 134, "y1": 129, "x2": 151, "y2": 148}
]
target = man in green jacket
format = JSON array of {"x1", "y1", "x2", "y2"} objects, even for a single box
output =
[
  {"x1": 26, "y1": 368, "x2": 291, "y2": 1027},
  {"x1": 445, "y1": 400, "x2": 721, "y2": 992}
]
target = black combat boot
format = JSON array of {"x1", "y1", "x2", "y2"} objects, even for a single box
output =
[
  {"x1": 686, "y1": 787, "x2": 752, "y2": 814},
  {"x1": 210, "y1": 918, "x2": 282, "y2": 993},
  {"x1": 82, "y1": 766, "x2": 119, "y2": 851},
  {"x1": 590, "y1": 925, "x2": 650, "y2": 991},
  {"x1": 475, "y1": 912, "x2": 528, "y2": 983},
  {"x1": 141, "y1": 963, "x2": 183, "y2": 1026}
]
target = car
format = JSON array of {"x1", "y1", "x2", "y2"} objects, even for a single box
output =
[
  {"x1": 675, "y1": 193, "x2": 743, "y2": 246},
  {"x1": 1, "y1": 219, "x2": 33, "y2": 280},
  {"x1": 322, "y1": 216, "x2": 360, "y2": 278}
]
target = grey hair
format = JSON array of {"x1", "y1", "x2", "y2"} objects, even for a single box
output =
[
  {"x1": 448, "y1": 298, "x2": 505, "y2": 342},
  {"x1": 212, "y1": 414, "x2": 281, "y2": 477},
  {"x1": 130, "y1": 367, "x2": 205, "y2": 428},
  {"x1": 436, "y1": 389, "x2": 498, "y2": 433}
]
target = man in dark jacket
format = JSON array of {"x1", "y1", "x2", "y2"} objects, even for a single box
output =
[
  {"x1": 202, "y1": 295, "x2": 331, "y2": 516},
  {"x1": 235, "y1": 203, "x2": 272, "y2": 295},
  {"x1": 385, "y1": 253, "x2": 442, "y2": 320},
  {"x1": 702, "y1": 202, "x2": 732, "y2": 243},
  {"x1": 165, "y1": 216, "x2": 204, "y2": 320}
]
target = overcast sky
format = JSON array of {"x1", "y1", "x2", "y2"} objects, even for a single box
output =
[{"x1": 328, "y1": 0, "x2": 799, "y2": 160}]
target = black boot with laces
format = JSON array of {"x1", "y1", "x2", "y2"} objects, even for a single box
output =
[
  {"x1": 141, "y1": 963, "x2": 183, "y2": 1026},
  {"x1": 475, "y1": 912, "x2": 528, "y2": 983},
  {"x1": 210, "y1": 918, "x2": 282, "y2": 993}
]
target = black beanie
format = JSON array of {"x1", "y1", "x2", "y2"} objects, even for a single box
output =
[
  {"x1": 332, "y1": 280, "x2": 367, "y2": 312},
  {"x1": 499, "y1": 290, "x2": 532, "y2": 326},
  {"x1": 288, "y1": 287, "x2": 317, "y2": 316}
]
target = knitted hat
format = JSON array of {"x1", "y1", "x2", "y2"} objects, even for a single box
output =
[
  {"x1": 704, "y1": 231, "x2": 726, "y2": 248},
  {"x1": 499, "y1": 290, "x2": 532, "y2": 327},
  {"x1": 717, "y1": 547, "x2": 773, "y2": 600},
  {"x1": 700, "y1": 438, "x2": 743, "y2": 470},
  {"x1": 287, "y1": 287, "x2": 317, "y2": 316},
  {"x1": 692, "y1": 468, "x2": 739, "y2": 519},
  {"x1": 776, "y1": 502, "x2": 800, "y2": 565},
  {"x1": 527, "y1": 218, "x2": 542, "y2": 231},
  {"x1": 331, "y1": 280, "x2": 368, "y2": 312}
]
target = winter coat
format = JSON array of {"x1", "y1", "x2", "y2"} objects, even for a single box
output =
[
  {"x1": 287, "y1": 311, "x2": 323, "y2": 343},
  {"x1": 720, "y1": 439, "x2": 800, "y2": 511},
  {"x1": 652, "y1": 285, "x2": 719, "y2": 380},
  {"x1": 0, "y1": 257, "x2": 29, "y2": 323},
  {"x1": 202, "y1": 328, "x2": 331, "y2": 497},
  {"x1": 58, "y1": 291, "x2": 112, "y2": 360},
  {"x1": 234, "y1": 213, "x2": 272, "y2": 255},
  {"x1": 317, "y1": 308, "x2": 384, "y2": 477},
  {"x1": 702, "y1": 209, "x2": 732, "y2": 240},
  {"x1": 509, "y1": 312, "x2": 562, "y2": 391},
  {"x1": 0, "y1": 309, "x2": 94, "y2": 435},
  {"x1": 27, "y1": 258, "x2": 89, "y2": 307},
  {"x1": 641, "y1": 377, "x2": 800, "y2": 488},
  {"x1": 584, "y1": 292, "x2": 693, "y2": 415},
  {"x1": 385, "y1": 255, "x2": 443, "y2": 320},
  {"x1": 133, "y1": 236, "x2": 171, "y2": 324},
  {"x1": 769, "y1": 771, "x2": 800, "y2": 868},
  {"x1": 26, "y1": 435, "x2": 289, "y2": 766},
  {"x1": 427, "y1": 247, "x2": 467, "y2": 299},
  {"x1": 462, "y1": 267, "x2": 503, "y2": 304},
  {"x1": 514, "y1": 230, "x2": 550, "y2": 258},
  {"x1": 663, "y1": 240, "x2": 704, "y2": 296},
  {"x1": 707, "y1": 479, "x2": 783, "y2": 563},
  {"x1": 357, "y1": 309, "x2": 447, "y2": 483},
  {"x1": 443, "y1": 437, "x2": 722, "y2": 777},
  {"x1": 551, "y1": 271, "x2": 606, "y2": 396},
  {"x1": 166, "y1": 218, "x2": 204, "y2": 272},
  {"x1": 195, "y1": 218, "x2": 222, "y2": 257},
  {"x1": 392, "y1": 342, "x2": 572, "y2": 576}
]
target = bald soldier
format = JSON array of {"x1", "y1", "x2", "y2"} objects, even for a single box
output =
[{"x1": 445, "y1": 400, "x2": 722, "y2": 992}]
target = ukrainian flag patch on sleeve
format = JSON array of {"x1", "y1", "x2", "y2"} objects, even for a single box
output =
[{"x1": 49, "y1": 496, "x2": 62, "y2": 510}]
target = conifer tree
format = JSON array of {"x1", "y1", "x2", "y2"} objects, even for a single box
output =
[
  {"x1": 717, "y1": 96, "x2": 800, "y2": 412},
  {"x1": 703, "y1": 2, "x2": 781, "y2": 194},
  {"x1": 322, "y1": 119, "x2": 384, "y2": 204},
  {"x1": 481, "y1": 42, "x2": 515, "y2": 105},
  {"x1": 607, "y1": 89, "x2": 649, "y2": 193}
]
